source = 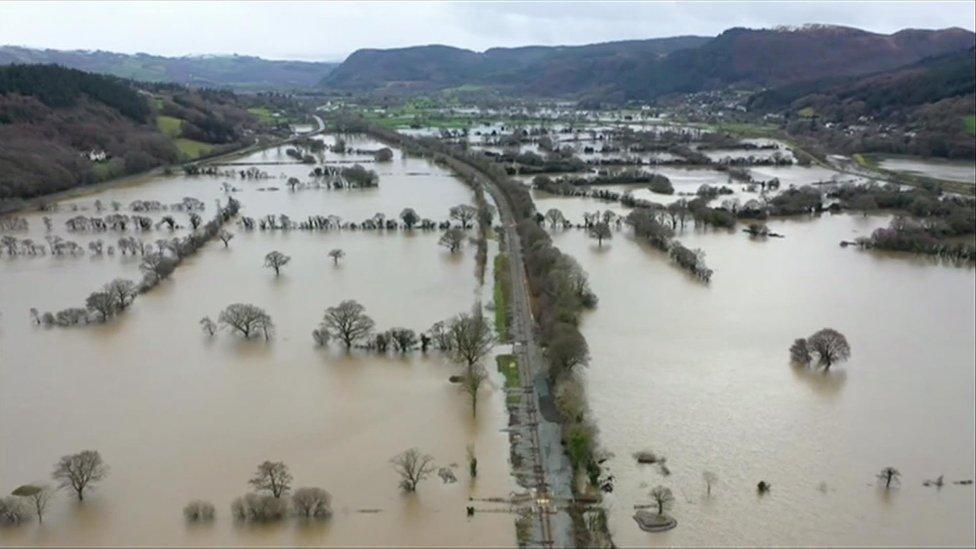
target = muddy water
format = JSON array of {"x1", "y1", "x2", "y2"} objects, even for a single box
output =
[
  {"x1": 877, "y1": 155, "x2": 976, "y2": 185},
  {"x1": 532, "y1": 200, "x2": 976, "y2": 546},
  {"x1": 0, "y1": 138, "x2": 517, "y2": 546}
]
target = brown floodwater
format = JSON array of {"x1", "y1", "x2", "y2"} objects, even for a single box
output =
[
  {"x1": 531, "y1": 189, "x2": 976, "y2": 546},
  {"x1": 0, "y1": 136, "x2": 518, "y2": 546}
]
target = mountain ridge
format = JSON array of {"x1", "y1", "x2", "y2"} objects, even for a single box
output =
[
  {"x1": 321, "y1": 26, "x2": 975, "y2": 100},
  {"x1": 0, "y1": 46, "x2": 338, "y2": 90}
]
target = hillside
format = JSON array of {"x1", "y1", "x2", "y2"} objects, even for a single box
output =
[
  {"x1": 0, "y1": 46, "x2": 337, "y2": 90},
  {"x1": 321, "y1": 26, "x2": 975, "y2": 101},
  {"x1": 749, "y1": 47, "x2": 976, "y2": 158},
  {"x1": 748, "y1": 47, "x2": 976, "y2": 116},
  {"x1": 321, "y1": 35, "x2": 712, "y2": 94},
  {"x1": 0, "y1": 64, "x2": 263, "y2": 206}
]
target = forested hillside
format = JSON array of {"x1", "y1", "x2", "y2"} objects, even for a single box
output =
[
  {"x1": 0, "y1": 65, "x2": 264, "y2": 206},
  {"x1": 750, "y1": 48, "x2": 976, "y2": 158},
  {"x1": 0, "y1": 46, "x2": 337, "y2": 90},
  {"x1": 322, "y1": 25, "x2": 974, "y2": 101}
]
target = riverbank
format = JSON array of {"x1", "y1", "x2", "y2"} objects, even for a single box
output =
[
  {"x1": 0, "y1": 139, "x2": 261, "y2": 215},
  {"x1": 0, "y1": 113, "x2": 327, "y2": 216}
]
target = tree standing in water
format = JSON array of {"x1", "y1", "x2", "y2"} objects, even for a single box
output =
[
  {"x1": 52, "y1": 450, "x2": 108, "y2": 501},
  {"x1": 264, "y1": 250, "x2": 291, "y2": 276}
]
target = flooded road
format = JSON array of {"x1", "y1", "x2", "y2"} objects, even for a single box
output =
[{"x1": 0, "y1": 137, "x2": 517, "y2": 546}]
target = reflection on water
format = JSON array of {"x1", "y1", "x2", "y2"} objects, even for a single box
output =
[
  {"x1": 0, "y1": 138, "x2": 516, "y2": 546},
  {"x1": 531, "y1": 190, "x2": 976, "y2": 546}
]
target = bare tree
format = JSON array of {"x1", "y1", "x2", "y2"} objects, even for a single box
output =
[
  {"x1": 249, "y1": 461, "x2": 292, "y2": 498},
  {"x1": 85, "y1": 291, "x2": 116, "y2": 321},
  {"x1": 264, "y1": 251, "x2": 291, "y2": 276},
  {"x1": 52, "y1": 450, "x2": 108, "y2": 501},
  {"x1": 200, "y1": 316, "x2": 216, "y2": 336},
  {"x1": 218, "y1": 230, "x2": 235, "y2": 247},
  {"x1": 589, "y1": 221, "x2": 612, "y2": 247},
  {"x1": 219, "y1": 303, "x2": 274, "y2": 339},
  {"x1": 439, "y1": 228, "x2": 466, "y2": 254},
  {"x1": 703, "y1": 471, "x2": 718, "y2": 497},
  {"x1": 390, "y1": 448, "x2": 435, "y2": 492},
  {"x1": 103, "y1": 279, "x2": 137, "y2": 310},
  {"x1": 11, "y1": 484, "x2": 55, "y2": 523},
  {"x1": 328, "y1": 248, "x2": 345, "y2": 265},
  {"x1": 449, "y1": 311, "x2": 495, "y2": 371},
  {"x1": 139, "y1": 252, "x2": 175, "y2": 283},
  {"x1": 649, "y1": 485, "x2": 674, "y2": 516},
  {"x1": 388, "y1": 328, "x2": 417, "y2": 353},
  {"x1": 461, "y1": 364, "x2": 488, "y2": 417},
  {"x1": 291, "y1": 487, "x2": 332, "y2": 518},
  {"x1": 789, "y1": 338, "x2": 812, "y2": 366},
  {"x1": 546, "y1": 323, "x2": 589, "y2": 380},
  {"x1": 877, "y1": 467, "x2": 901, "y2": 489},
  {"x1": 321, "y1": 300, "x2": 375, "y2": 349},
  {"x1": 807, "y1": 328, "x2": 851, "y2": 369},
  {"x1": 449, "y1": 204, "x2": 478, "y2": 229},
  {"x1": 544, "y1": 208, "x2": 565, "y2": 229}
]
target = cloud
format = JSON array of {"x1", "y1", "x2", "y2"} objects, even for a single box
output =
[{"x1": 1, "y1": 0, "x2": 972, "y2": 61}]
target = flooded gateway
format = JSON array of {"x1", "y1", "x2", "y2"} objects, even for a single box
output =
[
  {"x1": 0, "y1": 137, "x2": 518, "y2": 546},
  {"x1": 530, "y1": 191, "x2": 975, "y2": 546}
]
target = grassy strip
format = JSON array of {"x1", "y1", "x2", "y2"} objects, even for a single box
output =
[
  {"x1": 964, "y1": 115, "x2": 976, "y2": 136},
  {"x1": 496, "y1": 354, "x2": 521, "y2": 407},
  {"x1": 493, "y1": 253, "x2": 511, "y2": 342},
  {"x1": 496, "y1": 354, "x2": 519, "y2": 388}
]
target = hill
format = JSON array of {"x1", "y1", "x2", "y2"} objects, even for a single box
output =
[
  {"x1": 748, "y1": 47, "x2": 976, "y2": 158},
  {"x1": 321, "y1": 35, "x2": 712, "y2": 95},
  {"x1": 0, "y1": 64, "x2": 264, "y2": 206},
  {"x1": 321, "y1": 26, "x2": 975, "y2": 101},
  {"x1": 0, "y1": 46, "x2": 337, "y2": 90}
]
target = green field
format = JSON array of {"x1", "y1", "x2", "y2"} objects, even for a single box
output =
[
  {"x1": 964, "y1": 115, "x2": 976, "y2": 136},
  {"x1": 155, "y1": 115, "x2": 183, "y2": 137},
  {"x1": 493, "y1": 253, "x2": 510, "y2": 342},
  {"x1": 175, "y1": 138, "x2": 213, "y2": 159},
  {"x1": 247, "y1": 107, "x2": 278, "y2": 124}
]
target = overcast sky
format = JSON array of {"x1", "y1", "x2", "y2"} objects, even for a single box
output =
[{"x1": 1, "y1": 1, "x2": 973, "y2": 61}]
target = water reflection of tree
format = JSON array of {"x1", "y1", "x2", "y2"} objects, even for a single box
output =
[{"x1": 791, "y1": 363, "x2": 847, "y2": 397}]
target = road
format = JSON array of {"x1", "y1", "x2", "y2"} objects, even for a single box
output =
[{"x1": 483, "y1": 174, "x2": 575, "y2": 548}]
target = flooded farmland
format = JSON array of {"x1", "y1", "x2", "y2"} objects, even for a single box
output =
[
  {"x1": 0, "y1": 136, "x2": 517, "y2": 546},
  {"x1": 876, "y1": 155, "x2": 976, "y2": 185},
  {"x1": 532, "y1": 192, "x2": 976, "y2": 546}
]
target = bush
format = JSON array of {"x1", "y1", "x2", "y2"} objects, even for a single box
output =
[
  {"x1": 0, "y1": 496, "x2": 30, "y2": 525},
  {"x1": 183, "y1": 500, "x2": 216, "y2": 522},
  {"x1": 291, "y1": 487, "x2": 332, "y2": 519},
  {"x1": 231, "y1": 493, "x2": 288, "y2": 522}
]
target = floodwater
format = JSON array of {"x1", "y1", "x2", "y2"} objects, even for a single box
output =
[
  {"x1": 0, "y1": 136, "x2": 517, "y2": 546},
  {"x1": 877, "y1": 155, "x2": 976, "y2": 185},
  {"x1": 532, "y1": 197, "x2": 976, "y2": 546}
]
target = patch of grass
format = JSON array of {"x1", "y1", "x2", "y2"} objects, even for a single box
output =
[
  {"x1": 248, "y1": 107, "x2": 277, "y2": 125},
  {"x1": 175, "y1": 138, "x2": 213, "y2": 159},
  {"x1": 156, "y1": 115, "x2": 183, "y2": 138},
  {"x1": 493, "y1": 253, "x2": 510, "y2": 342},
  {"x1": 496, "y1": 354, "x2": 520, "y2": 389},
  {"x1": 964, "y1": 115, "x2": 976, "y2": 136},
  {"x1": 797, "y1": 106, "x2": 816, "y2": 118},
  {"x1": 496, "y1": 354, "x2": 520, "y2": 407}
]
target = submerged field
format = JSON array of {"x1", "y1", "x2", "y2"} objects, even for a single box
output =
[
  {"x1": 2, "y1": 113, "x2": 974, "y2": 547},
  {"x1": 0, "y1": 136, "x2": 517, "y2": 546}
]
